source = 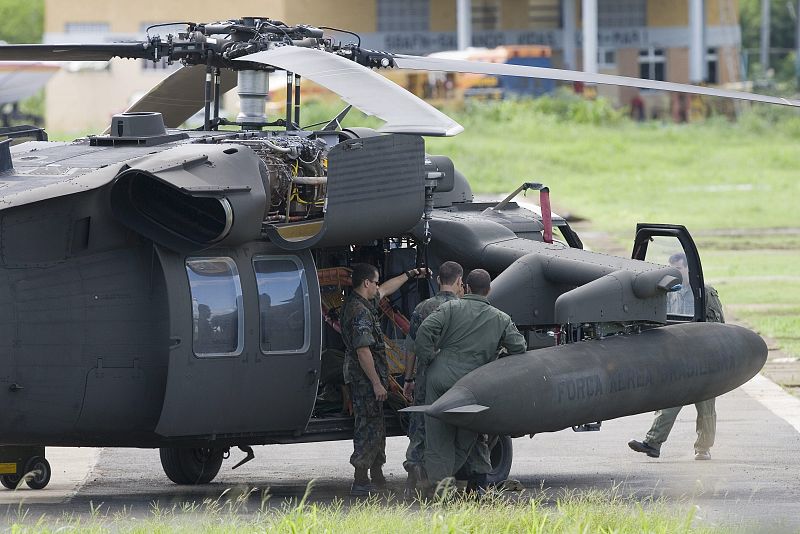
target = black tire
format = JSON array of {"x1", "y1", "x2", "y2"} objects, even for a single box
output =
[
  {"x1": 0, "y1": 474, "x2": 21, "y2": 490},
  {"x1": 486, "y1": 435, "x2": 513, "y2": 485},
  {"x1": 159, "y1": 447, "x2": 224, "y2": 485},
  {"x1": 24, "y1": 457, "x2": 51, "y2": 490}
]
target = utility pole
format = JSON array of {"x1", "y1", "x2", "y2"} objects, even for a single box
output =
[
  {"x1": 562, "y1": 0, "x2": 577, "y2": 70},
  {"x1": 689, "y1": 0, "x2": 705, "y2": 83},
  {"x1": 796, "y1": 0, "x2": 800, "y2": 82},
  {"x1": 457, "y1": 0, "x2": 472, "y2": 51},
  {"x1": 582, "y1": 0, "x2": 597, "y2": 74},
  {"x1": 760, "y1": 0, "x2": 770, "y2": 72}
]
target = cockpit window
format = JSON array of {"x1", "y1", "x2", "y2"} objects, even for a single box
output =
[
  {"x1": 186, "y1": 257, "x2": 243, "y2": 357},
  {"x1": 645, "y1": 236, "x2": 696, "y2": 318},
  {"x1": 253, "y1": 256, "x2": 310, "y2": 353}
]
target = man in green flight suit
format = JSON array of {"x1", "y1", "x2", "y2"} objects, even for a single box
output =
[
  {"x1": 401, "y1": 260, "x2": 464, "y2": 491},
  {"x1": 628, "y1": 253, "x2": 726, "y2": 460},
  {"x1": 340, "y1": 262, "x2": 428, "y2": 496},
  {"x1": 415, "y1": 269, "x2": 527, "y2": 490}
]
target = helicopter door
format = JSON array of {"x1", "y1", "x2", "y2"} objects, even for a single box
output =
[
  {"x1": 154, "y1": 245, "x2": 321, "y2": 437},
  {"x1": 631, "y1": 223, "x2": 705, "y2": 322}
]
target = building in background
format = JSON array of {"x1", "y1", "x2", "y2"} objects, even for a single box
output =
[{"x1": 44, "y1": 0, "x2": 741, "y2": 132}]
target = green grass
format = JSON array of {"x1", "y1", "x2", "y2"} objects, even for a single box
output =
[
  {"x1": 5, "y1": 487, "x2": 722, "y2": 533},
  {"x1": 425, "y1": 99, "x2": 800, "y2": 236}
]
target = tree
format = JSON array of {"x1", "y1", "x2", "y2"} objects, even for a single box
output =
[
  {"x1": 0, "y1": 0, "x2": 44, "y2": 44},
  {"x1": 740, "y1": 0, "x2": 798, "y2": 80}
]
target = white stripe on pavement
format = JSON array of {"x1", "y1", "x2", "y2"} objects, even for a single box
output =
[{"x1": 741, "y1": 373, "x2": 800, "y2": 434}]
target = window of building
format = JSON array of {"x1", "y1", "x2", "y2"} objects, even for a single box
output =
[
  {"x1": 186, "y1": 257, "x2": 243, "y2": 357},
  {"x1": 706, "y1": 47, "x2": 719, "y2": 84},
  {"x1": 64, "y1": 22, "x2": 110, "y2": 34},
  {"x1": 598, "y1": 0, "x2": 646, "y2": 27},
  {"x1": 638, "y1": 47, "x2": 665, "y2": 81},
  {"x1": 598, "y1": 47, "x2": 616, "y2": 68},
  {"x1": 528, "y1": 0, "x2": 560, "y2": 27},
  {"x1": 377, "y1": 0, "x2": 429, "y2": 32},
  {"x1": 254, "y1": 256, "x2": 310, "y2": 354},
  {"x1": 472, "y1": 0, "x2": 501, "y2": 31}
]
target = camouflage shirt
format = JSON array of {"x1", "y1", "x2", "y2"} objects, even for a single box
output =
[
  {"x1": 341, "y1": 292, "x2": 388, "y2": 385},
  {"x1": 705, "y1": 285, "x2": 725, "y2": 323},
  {"x1": 403, "y1": 290, "x2": 459, "y2": 354}
]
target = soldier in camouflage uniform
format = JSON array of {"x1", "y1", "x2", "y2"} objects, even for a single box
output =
[
  {"x1": 401, "y1": 261, "x2": 464, "y2": 490},
  {"x1": 416, "y1": 269, "x2": 527, "y2": 488},
  {"x1": 340, "y1": 263, "x2": 428, "y2": 496},
  {"x1": 629, "y1": 253, "x2": 725, "y2": 461}
]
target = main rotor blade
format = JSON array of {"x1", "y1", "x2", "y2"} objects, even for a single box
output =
[
  {"x1": 394, "y1": 54, "x2": 800, "y2": 108},
  {"x1": 0, "y1": 43, "x2": 152, "y2": 62},
  {"x1": 236, "y1": 47, "x2": 463, "y2": 136},
  {"x1": 112, "y1": 65, "x2": 238, "y2": 130}
]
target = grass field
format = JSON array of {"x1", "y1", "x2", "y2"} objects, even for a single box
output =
[{"x1": 5, "y1": 488, "x2": 724, "y2": 533}]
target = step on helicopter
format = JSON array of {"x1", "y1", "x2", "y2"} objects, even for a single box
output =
[{"x1": 0, "y1": 17, "x2": 779, "y2": 490}]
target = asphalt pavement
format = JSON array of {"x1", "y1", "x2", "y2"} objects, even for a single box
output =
[{"x1": 0, "y1": 373, "x2": 798, "y2": 531}]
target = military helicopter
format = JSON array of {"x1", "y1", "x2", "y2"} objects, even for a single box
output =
[{"x1": 0, "y1": 17, "x2": 778, "y2": 490}]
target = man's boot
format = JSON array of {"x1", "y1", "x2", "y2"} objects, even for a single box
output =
[
  {"x1": 350, "y1": 467, "x2": 372, "y2": 497},
  {"x1": 412, "y1": 464, "x2": 429, "y2": 493},
  {"x1": 470, "y1": 473, "x2": 488, "y2": 498},
  {"x1": 370, "y1": 464, "x2": 387, "y2": 490},
  {"x1": 404, "y1": 465, "x2": 418, "y2": 498}
]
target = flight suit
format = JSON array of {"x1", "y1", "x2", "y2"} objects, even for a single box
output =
[
  {"x1": 341, "y1": 292, "x2": 389, "y2": 470},
  {"x1": 402, "y1": 290, "x2": 458, "y2": 472},
  {"x1": 645, "y1": 285, "x2": 725, "y2": 454},
  {"x1": 415, "y1": 294, "x2": 527, "y2": 483}
]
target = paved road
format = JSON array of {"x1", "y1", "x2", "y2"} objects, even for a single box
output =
[{"x1": 0, "y1": 374, "x2": 798, "y2": 531}]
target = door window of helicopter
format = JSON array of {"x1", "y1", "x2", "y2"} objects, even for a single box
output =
[
  {"x1": 644, "y1": 236, "x2": 695, "y2": 318},
  {"x1": 186, "y1": 258, "x2": 244, "y2": 357},
  {"x1": 253, "y1": 256, "x2": 310, "y2": 354}
]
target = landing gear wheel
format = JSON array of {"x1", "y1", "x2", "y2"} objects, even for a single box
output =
[
  {"x1": 0, "y1": 474, "x2": 21, "y2": 490},
  {"x1": 23, "y1": 457, "x2": 51, "y2": 490},
  {"x1": 160, "y1": 447, "x2": 224, "y2": 485},
  {"x1": 486, "y1": 435, "x2": 513, "y2": 486}
]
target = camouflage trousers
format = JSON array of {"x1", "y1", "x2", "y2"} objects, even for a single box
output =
[
  {"x1": 349, "y1": 380, "x2": 386, "y2": 469},
  {"x1": 645, "y1": 398, "x2": 716, "y2": 453},
  {"x1": 403, "y1": 372, "x2": 427, "y2": 471}
]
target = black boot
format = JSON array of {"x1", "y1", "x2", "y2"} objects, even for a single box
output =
[
  {"x1": 370, "y1": 464, "x2": 387, "y2": 490},
  {"x1": 404, "y1": 466, "x2": 418, "y2": 498},
  {"x1": 468, "y1": 473, "x2": 488, "y2": 498},
  {"x1": 350, "y1": 467, "x2": 372, "y2": 497}
]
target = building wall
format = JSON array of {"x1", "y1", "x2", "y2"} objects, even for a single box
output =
[
  {"x1": 45, "y1": 0, "x2": 288, "y2": 34},
  {"x1": 430, "y1": 0, "x2": 457, "y2": 31},
  {"x1": 42, "y1": 0, "x2": 743, "y2": 133},
  {"x1": 667, "y1": 47, "x2": 690, "y2": 84}
]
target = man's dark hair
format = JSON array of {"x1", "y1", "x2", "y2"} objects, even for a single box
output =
[
  {"x1": 465, "y1": 269, "x2": 491, "y2": 296},
  {"x1": 437, "y1": 261, "x2": 463, "y2": 286},
  {"x1": 352, "y1": 263, "x2": 379, "y2": 288},
  {"x1": 668, "y1": 252, "x2": 688, "y2": 267}
]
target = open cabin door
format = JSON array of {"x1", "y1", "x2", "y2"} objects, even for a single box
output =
[
  {"x1": 631, "y1": 223, "x2": 705, "y2": 323},
  {"x1": 154, "y1": 244, "x2": 321, "y2": 438}
]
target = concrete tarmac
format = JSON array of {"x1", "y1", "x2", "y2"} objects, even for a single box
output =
[{"x1": 0, "y1": 373, "x2": 798, "y2": 531}]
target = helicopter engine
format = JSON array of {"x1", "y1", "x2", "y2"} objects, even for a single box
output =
[{"x1": 229, "y1": 136, "x2": 329, "y2": 224}]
